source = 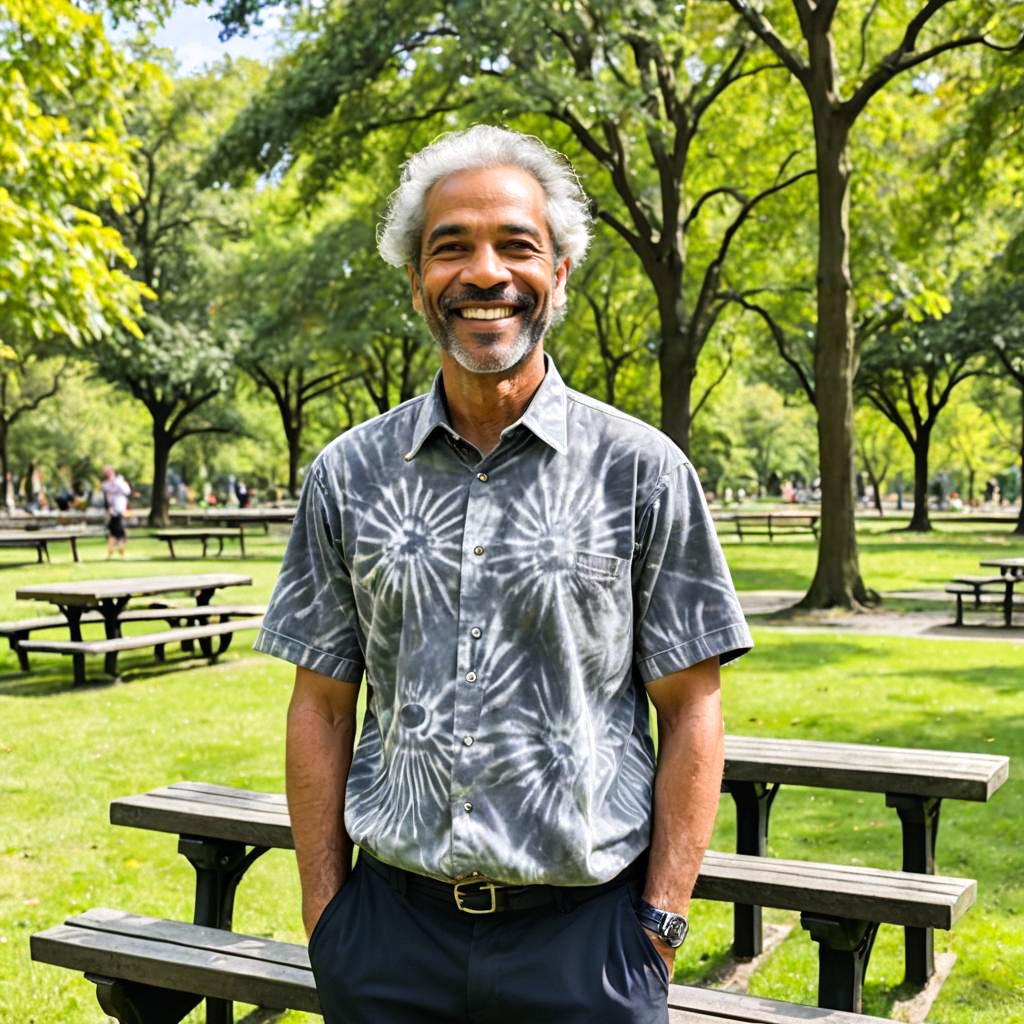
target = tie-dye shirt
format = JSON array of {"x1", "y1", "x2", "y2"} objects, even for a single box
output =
[{"x1": 254, "y1": 358, "x2": 752, "y2": 886}]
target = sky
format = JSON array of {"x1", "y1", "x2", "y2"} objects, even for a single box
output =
[{"x1": 151, "y1": 1, "x2": 282, "y2": 73}]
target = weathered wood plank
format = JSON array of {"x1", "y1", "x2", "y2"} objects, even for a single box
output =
[
  {"x1": 16, "y1": 574, "x2": 253, "y2": 606},
  {"x1": 31, "y1": 910, "x2": 897, "y2": 1024},
  {"x1": 30, "y1": 921, "x2": 321, "y2": 1013},
  {"x1": 110, "y1": 794, "x2": 293, "y2": 849},
  {"x1": 724, "y1": 736, "x2": 1009, "y2": 801},
  {"x1": 20, "y1": 617, "x2": 263, "y2": 656},
  {"x1": 696, "y1": 852, "x2": 974, "y2": 929},
  {"x1": 667, "y1": 984, "x2": 895, "y2": 1022}
]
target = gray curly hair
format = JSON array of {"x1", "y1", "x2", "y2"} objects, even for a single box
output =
[{"x1": 377, "y1": 125, "x2": 592, "y2": 271}]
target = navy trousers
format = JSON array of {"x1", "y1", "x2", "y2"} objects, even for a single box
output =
[{"x1": 308, "y1": 858, "x2": 670, "y2": 1023}]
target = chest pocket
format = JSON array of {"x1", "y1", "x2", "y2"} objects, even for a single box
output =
[{"x1": 574, "y1": 549, "x2": 625, "y2": 582}]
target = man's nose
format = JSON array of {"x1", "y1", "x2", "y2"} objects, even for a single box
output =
[{"x1": 460, "y1": 244, "x2": 512, "y2": 289}]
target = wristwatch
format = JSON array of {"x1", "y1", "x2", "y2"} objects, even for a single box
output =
[{"x1": 636, "y1": 899, "x2": 689, "y2": 948}]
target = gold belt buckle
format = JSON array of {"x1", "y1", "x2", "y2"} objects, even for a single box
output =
[{"x1": 453, "y1": 878, "x2": 499, "y2": 914}]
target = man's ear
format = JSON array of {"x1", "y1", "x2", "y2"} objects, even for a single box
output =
[
  {"x1": 552, "y1": 257, "x2": 570, "y2": 309},
  {"x1": 407, "y1": 265, "x2": 424, "y2": 312}
]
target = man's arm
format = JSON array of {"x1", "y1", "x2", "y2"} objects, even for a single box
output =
[
  {"x1": 286, "y1": 665, "x2": 361, "y2": 939},
  {"x1": 642, "y1": 655, "x2": 724, "y2": 971}
]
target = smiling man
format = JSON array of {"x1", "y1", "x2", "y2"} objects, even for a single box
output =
[{"x1": 254, "y1": 125, "x2": 752, "y2": 1024}]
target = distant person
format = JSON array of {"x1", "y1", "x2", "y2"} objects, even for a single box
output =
[
  {"x1": 101, "y1": 466, "x2": 131, "y2": 558},
  {"x1": 235, "y1": 478, "x2": 251, "y2": 508}
]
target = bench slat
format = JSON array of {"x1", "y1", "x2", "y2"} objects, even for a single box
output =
[
  {"x1": 111, "y1": 793, "x2": 294, "y2": 849},
  {"x1": 32, "y1": 910, "x2": 897, "y2": 1023},
  {"x1": 31, "y1": 919, "x2": 320, "y2": 1013},
  {"x1": 666, "y1": 984, "x2": 890, "y2": 1022},
  {"x1": 20, "y1": 617, "x2": 263, "y2": 656},
  {"x1": 724, "y1": 736, "x2": 1009, "y2": 800},
  {"x1": 151, "y1": 529, "x2": 245, "y2": 538},
  {"x1": 697, "y1": 851, "x2": 974, "y2": 929}
]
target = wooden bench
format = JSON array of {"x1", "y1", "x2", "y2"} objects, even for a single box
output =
[
  {"x1": 723, "y1": 735, "x2": 1008, "y2": 985},
  {"x1": 728, "y1": 514, "x2": 819, "y2": 542},
  {"x1": 0, "y1": 528, "x2": 100, "y2": 563},
  {"x1": 0, "y1": 604, "x2": 265, "y2": 672},
  {"x1": 30, "y1": 908, "x2": 918, "y2": 1024},
  {"x1": 19, "y1": 616, "x2": 264, "y2": 684},
  {"x1": 945, "y1": 575, "x2": 1017, "y2": 627},
  {"x1": 109, "y1": 781, "x2": 976, "y2": 1012},
  {"x1": 151, "y1": 528, "x2": 247, "y2": 559}
]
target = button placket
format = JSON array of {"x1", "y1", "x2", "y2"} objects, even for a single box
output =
[{"x1": 450, "y1": 468, "x2": 497, "y2": 874}]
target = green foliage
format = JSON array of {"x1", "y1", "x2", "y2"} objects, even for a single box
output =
[{"x1": 0, "y1": 0, "x2": 150, "y2": 350}]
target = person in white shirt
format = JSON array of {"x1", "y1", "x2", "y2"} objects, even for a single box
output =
[{"x1": 101, "y1": 466, "x2": 131, "y2": 557}]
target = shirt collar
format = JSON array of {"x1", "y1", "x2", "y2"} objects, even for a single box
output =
[{"x1": 403, "y1": 354, "x2": 569, "y2": 461}]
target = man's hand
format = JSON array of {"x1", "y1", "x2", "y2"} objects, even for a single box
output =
[
  {"x1": 644, "y1": 927, "x2": 677, "y2": 978},
  {"x1": 287, "y1": 666, "x2": 360, "y2": 942},
  {"x1": 302, "y1": 884, "x2": 339, "y2": 941}
]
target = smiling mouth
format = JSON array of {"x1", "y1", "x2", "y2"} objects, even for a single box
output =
[{"x1": 456, "y1": 306, "x2": 518, "y2": 320}]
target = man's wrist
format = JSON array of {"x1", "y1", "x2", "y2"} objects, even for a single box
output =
[{"x1": 636, "y1": 899, "x2": 689, "y2": 948}]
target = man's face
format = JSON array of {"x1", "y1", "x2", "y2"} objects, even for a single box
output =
[{"x1": 408, "y1": 166, "x2": 570, "y2": 375}]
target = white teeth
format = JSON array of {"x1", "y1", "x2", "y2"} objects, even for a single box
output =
[{"x1": 460, "y1": 307, "x2": 515, "y2": 320}]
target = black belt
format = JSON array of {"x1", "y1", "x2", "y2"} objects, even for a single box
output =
[{"x1": 359, "y1": 850, "x2": 645, "y2": 915}]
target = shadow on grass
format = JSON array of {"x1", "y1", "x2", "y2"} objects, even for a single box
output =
[{"x1": 0, "y1": 647, "x2": 259, "y2": 697}]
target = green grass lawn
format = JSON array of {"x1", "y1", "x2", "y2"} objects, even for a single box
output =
[
  {"x1": 718, "y1": 521, "x2": 1023, "y2": 594},
  {"x1": 1, "y1": 528, "x2": 1021, "y2": 1021}
]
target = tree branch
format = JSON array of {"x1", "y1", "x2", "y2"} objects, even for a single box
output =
[
  {"x1": 731, "y1": 293, "x2": 816, "y2": 404},
  {"x1": 722, "y1": 0, "x2": 808, "y2": 82},
  {"x1": 691, "y1": 342, "x2": 733, "y2": 422}
]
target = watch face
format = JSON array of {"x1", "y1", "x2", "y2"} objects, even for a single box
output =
[{"x1": 663, "y1": 915, "x2": 687, "y2": 946}]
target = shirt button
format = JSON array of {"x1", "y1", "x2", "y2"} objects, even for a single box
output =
[
  {"x1": 477, "y1": 472, "x2": 489, "y2": 482},
  {"x1": 463, "y1": 735, "x2": 474, "y2": 747},
  {"x1": 473, "y1": 545, "x2": 485, "y2": 556},
  {"x1": 470, "y1": 627, "x2": 482, "y2": 639},
  {"x1": 464, "y1": 802, "x2": 473, "y2": 813},
  {"x1": 465, "y1": 671, "x2": 477, "y2": 682},
  {"x1": 403, "y1": 452, "x2": 413, "y2": 462}
]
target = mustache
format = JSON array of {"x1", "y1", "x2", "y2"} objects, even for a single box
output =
[{"x1": 440, "y1": 286, "x2": 535, "y2": 314}]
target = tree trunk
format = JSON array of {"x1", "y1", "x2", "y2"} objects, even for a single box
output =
[
  {"x1": 655, "y1": 268, "x2": 696, "y2": 455},
  {"x1": 907, "y1": 432, "x2": 933, "y2": 531},
  {"x1": 149, "y1": 422, "x2": 172, "y2": 527},
  {"x1": 285, "y1": 415, "x2": 302, "y2": 499},
  {"x1": 798, "y1": 88, "x2": 872, "y2": 608}
]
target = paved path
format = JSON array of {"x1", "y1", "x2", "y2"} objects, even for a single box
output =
[{"x1": 740, "y1": 590, "x2": 1024, "y2": 642}]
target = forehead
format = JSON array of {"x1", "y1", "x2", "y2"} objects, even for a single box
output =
[{"x1": 422, "y1": 166, "x2": 549, "y2": 241}]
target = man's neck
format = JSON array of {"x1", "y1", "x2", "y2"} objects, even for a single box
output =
[{"x1": 440, "y1": 348, "x2": 546, "y2": 456}]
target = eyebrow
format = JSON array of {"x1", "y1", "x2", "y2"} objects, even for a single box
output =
[{"x1": 424, "y1": 222, "x2": 546, "y2": 248}]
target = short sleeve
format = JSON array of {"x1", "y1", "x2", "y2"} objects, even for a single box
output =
[
  {"x1": 632, "y1": 461, "x2": 752, "y2": 682},
  {"x1": 253, "y1": 466, "x2": 365, "y2": 683}
]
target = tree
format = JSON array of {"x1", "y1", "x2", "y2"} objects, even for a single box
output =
[
  {"x1": 934, "y1": 395, "x2": 1007, "y2": 507},
  {"x1": 0, "y1": 0, "x2": 148, "y2": 352},
  {"x1": 0, "y1": 348, "x2": 69, "y2": 503},
  {"x1": 857, "y1": 303, "x2": 983, "y2": 530},
  {"x1": 1, "y1": 0, "x2": 154, "y2": 492},
  {"x1": 725, "y1": 0, "x2": 1024, "y2": 607},
  {"x1": 854, "y1": 406, "x2": 906, "y2": 517},
  {"x1": 200, "y1": 0, "x2": 814, "y2": 455},
  {"x1": 980, "y1": 273, "x2": 1024, "y2": 531},
  {"x1": 92, "y1": 60, "x2": 260, "y2": 524}
]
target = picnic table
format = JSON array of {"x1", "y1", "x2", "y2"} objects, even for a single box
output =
[
  {"x1": 979, "y1": 556, "x2": 1024, "y2": 578},
  {"x1": 109, "y1": 780, "x2": 976, "y2": 1014},
  {"x1": 15, "y1": 574, "x2": 254, "y2": 685},
  {"x1": 168, "y1": 508, "x2": 295, "y2": 534},
  {"x1": 0, "y1": 527, "x2": 102, "y2": 563}
]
